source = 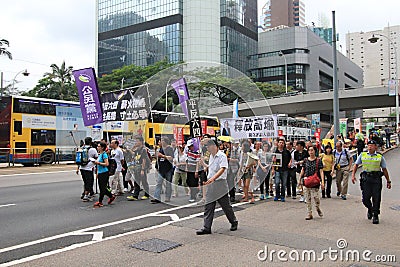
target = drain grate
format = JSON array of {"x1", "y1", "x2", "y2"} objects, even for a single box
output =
[
  {"x1": 131, "y1": 238, "x2": 182, "y2": 253},
  {"x1": 390, "y1": 205, "x2": 400, "y2": 211}
]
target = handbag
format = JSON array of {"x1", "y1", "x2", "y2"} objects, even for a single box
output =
[{"x1": 304, "y1": 158, "x2": 321, "y2": 188}]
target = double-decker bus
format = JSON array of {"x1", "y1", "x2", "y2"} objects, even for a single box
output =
[{"x1": 0, "y1": 95, "x2": 90, "y2": 165}]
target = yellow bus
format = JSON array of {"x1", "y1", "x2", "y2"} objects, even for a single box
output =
[{"x1": 0, "y1": 95, "x2": 90, "y2": 165}]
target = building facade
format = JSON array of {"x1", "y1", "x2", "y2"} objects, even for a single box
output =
[
  {"x1": 260, "y1": 0, "x2": 305, "y2": 30},
  {"x1": 346, "y1": 25, "x2": 400, "y2": 87},
  {"x1": 96, "y1": 0, "x2": 258, "y2": 76},
  {"x1": 250, "y1": 27, "x2": 363, "y2": 93}
]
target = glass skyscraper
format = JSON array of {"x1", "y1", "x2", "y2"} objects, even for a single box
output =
[{"x1": 96, "y1": 0, "x2": 257, "y2": 76}]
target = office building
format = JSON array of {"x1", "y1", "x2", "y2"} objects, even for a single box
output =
[
  {"x1": 250, "y1": 27, "x2": 363, "y2": 92},
  {"x1": 96, "y1": 0, "x2": 258, "y2": 76},
  {"x1": 346, "y1": 25, "x2": 400, "y2": 87},
  {"x1": 260, "y1": 0, "x2": 305, "y2": 30}
]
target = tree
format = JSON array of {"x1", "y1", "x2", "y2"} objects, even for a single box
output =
[
  {"x1": 0, "y1": 39, "x2": 12, "y2": 60},
  {"x1": 97, "y1": 59, "x2": 175, "y2": 92},
  {"x1": 23, "y1": 61, "x2": 78, "y2": 101}
]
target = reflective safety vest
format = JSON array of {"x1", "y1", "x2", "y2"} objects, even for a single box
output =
[{"x1": 361, "y1": 152, "x2": 382, "y2": 172}]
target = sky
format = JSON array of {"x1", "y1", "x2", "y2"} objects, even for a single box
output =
[{"x1": 1, "y1": 0, "x2": 400, "y2": 93}]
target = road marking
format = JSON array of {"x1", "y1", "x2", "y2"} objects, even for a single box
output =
[
  {"x1": 0, "y1": 170, "x2": 73, "y2": 177},
  {"x1": 0, "y1": 204, "x2": 16, "y2": 208},
  {"x1": 0, "y1": 201, "x2": 249, "y2": 266},
  {"x1": 72, "y1": 231, "x2": 103, "y2": 241}
]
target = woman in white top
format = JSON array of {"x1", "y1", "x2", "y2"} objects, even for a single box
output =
[{"x1": 172, "y1": 145, "x2": 189, "y2": 197}]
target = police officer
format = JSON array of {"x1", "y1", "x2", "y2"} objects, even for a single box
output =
[{"x1": 351, "y1": 140, "x2": 392, "y2": 224}]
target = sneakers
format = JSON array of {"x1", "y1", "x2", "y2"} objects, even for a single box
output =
[
  {"x1": 292, "y1": 195, "x2": 296, "y2": 199},
  {"x1": 305, "y1": 214, "x2": 313, "y2": 220},
  {"x1": 123, "y1": 188, "x2": 128, "y2": 193},
  {"x1": 82, "y1": 195, "x2": 89, "y2": 202},
  {"x1": 188, "y1": 199, "x2": 196, "y2": 203},
  {"x1": 372, "y1": 214, "x2": 379, "y2": 224},
  {"x1": 127, "y1": 196, "x2": 138, "y2": 201},
  {"x1": 299, "y1": 196, "x2": 305, "y2": 202},
  {"x1": 265, "y1": 194, "x2": 272, "y2": 199},
  {"x1": 93, "y1": 201, "x2": 103, "y2": 208},
  {"x1": 230, "y1": 221, "x2": 238, "y2": 231},
  {"x1": 341, "y1": 195, "x2": 347, "y2": 200},
  {"x1": 141, "y1": 196, "x2": 149, "y2": 200},
  {"x1": 151, "y1": 199, "x2": 161, "y2": 204},
  {"x1": 196, "y1": 199, "x2": 206, "y2": 206},
  {"x1": 280, "y1": 198, "x2": 285, "y2": 202},
  {"x1": 273, "y1": 196, "x2": 279, "y2": 201},
  {"x1": 259, "y1": 194, "x2": 265, "y2": 200},
  {"x1": 108, "y1": 195, "x2": 116, "y2": 204}
]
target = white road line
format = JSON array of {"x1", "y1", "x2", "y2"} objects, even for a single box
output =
[
  {"x1": 0, "y1": 204, "x2": 16, "y2": 208},
  {"x1": 0, "y1": 201, "x2": 250, "y2": 266},
  {"x1": 0, "y1": 170, "x2": 73, "y2": 178}
]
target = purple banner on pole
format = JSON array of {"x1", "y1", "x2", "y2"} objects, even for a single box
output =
[
  {"x1": 171, "y1": 78, "x2": 190, "y2": 119},
  {"x1": 73, "y1": 68, "x2": 103, "y2": 126}
]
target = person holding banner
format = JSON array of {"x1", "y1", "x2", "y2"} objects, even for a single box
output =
[
  {"x1": 152, "y1": 137, "x2": 174, "y2": 203},
  {"x1": 271, "y1": 139, "x2": 292, "y2": 202},
  {"x1": 186, "y1": 139, "x2": 201, "y2": 203}
]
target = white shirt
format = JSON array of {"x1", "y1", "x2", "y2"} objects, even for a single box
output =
[
  {"x1": 111, "y1": 147, "x2": 124, "y2": 172},
  {"x1": 80, "y1": 147, "x2": 98, "y2": 171},
  {"x1": 208, "y1": 150, "x2": 228, "y2": 180}
]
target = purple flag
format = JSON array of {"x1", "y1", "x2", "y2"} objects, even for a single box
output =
[
  {"x1": 171, "y1": 78, "x2": 190, "y2": 118},
  {"x1": 73, "y1": 68, "x2": 103, "y2": 126}
]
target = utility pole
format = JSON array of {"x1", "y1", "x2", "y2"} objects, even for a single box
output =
[{"x1": 332, "y1": 11, "x2": 340, "y2": 142}]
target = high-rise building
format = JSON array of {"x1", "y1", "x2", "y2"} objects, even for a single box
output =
[
  {"x1": 260, "y1": 0, "x2": 305, "y2": 30},
  {"x1": 312, "y1": 27, "x2": 333, "y2": 44},
  {"x1": 96, "y1": 0, "x2": 258, "y2": 76},
  {"x1": 346, "y1": 25, "x2": 400, "y2": 87},
  {"x1": 250, "y1": 27, "x2": 363, "y2": 93}
]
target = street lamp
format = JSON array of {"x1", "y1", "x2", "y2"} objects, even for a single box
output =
[
  {"x1": 368, "y1": 33, "x2": 399, "y2": 145},
  {"x1": 11, "y1": 69, "x2": 30, "y2": 95},
  {"x1": 279, "y1": 51, "x2": 288, "y2": 94}
]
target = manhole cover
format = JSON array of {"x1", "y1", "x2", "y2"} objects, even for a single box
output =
[
  {"x1": 131, "y1": 238, "x2": 182, "y2": 253},
  {"x1": 390, "y1": 205, "x2": 400, "y2": 211}
]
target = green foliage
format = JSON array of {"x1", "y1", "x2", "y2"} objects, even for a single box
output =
[
  {"x1": 255, "y1": 82, "x2": 290, "y2": 98},
  {"x1": 23, "y1": 61, "x2": 78, "y2": 101},
  {"x1": 97, "y1": 59, "x2": 175, "y2": 93}
]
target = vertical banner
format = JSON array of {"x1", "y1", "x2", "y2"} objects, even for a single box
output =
[
  {"x1": 171, "y1": 78, "x2": 190, "y2": 119},
  {"x1": 366, "y1": 122, "x2": 375, "y2": 137},
  {"x1": 201, "y1": 120, "x2": 208, "y2": 135},
  {"x1": 173, "y1": 126, "x2": 184, "y2": 145},
  {"x1": 73, "y1": 68, "x2": 103, "y2": 126},
  {"x1": 388, "y1": 80, "x2": 397, "y2": 96},
  {"x1": 186, "y1": 99, "x2": 202, "y2": 138},
  {"x1": 354, "y1": 118, "x2": 362, "y2": 132},
  {"x1": 233, "y1": 98, "x2": 239, "y2": 118},
  {"x1": 339, "y1": 118, "x2": 348, "y2": 138},
  {"x1": 311, "y1": 114, "x2": 320, "y2": 135}
]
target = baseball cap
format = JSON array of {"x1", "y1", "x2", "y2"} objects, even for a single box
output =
[
  {"x1": 367, "y1": 140, "x2": 377, "y2": 145},
  {"x1": 187, "y1": 139, "x2": 194, "y2": 147}
]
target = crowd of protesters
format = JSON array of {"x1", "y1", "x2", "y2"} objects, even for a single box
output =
[{"x1": 75, "y1": 129, "x2": 384, "y2": 219}]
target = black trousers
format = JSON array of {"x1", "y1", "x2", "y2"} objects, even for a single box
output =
[
  {"x1": 362, "y1": 178, "x2": 383, "y2": 215},
  {"x1": 322, "y1": 171, "x2": 332, "y2": 197},
  {"x1": 286, "y1": 168, "x2": 297, "y2": 197},
  {"x1": 227, "y1": 170, "x2": 238, "y2": 199},
  {"x1": 204, "y1": 193, "x2": 236, "y2": 231},
  {"x1": 98, "y1": 172, "x2": 113, "y2": 203},
  {"x1": 80, "y1": 169, "x2": 94, "y2": 193}
]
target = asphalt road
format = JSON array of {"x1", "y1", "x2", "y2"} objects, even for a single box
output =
[
  {"x1": 0, "y1": 168, "x2": 207, "y2": 264},
  {"x1": 0, "y1": 148, "x2": 398, "y2": 265}
]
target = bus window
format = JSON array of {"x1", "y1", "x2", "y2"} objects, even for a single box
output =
[
  {"x1": 149, "y1": 128, "x2": 154, "y2": 138},
  {"x1": 14, "y1": 121, "x2": 22, "y2": 135},
  {"x1": 31, "y1": 130, "x2": 56, "y2": 146}
]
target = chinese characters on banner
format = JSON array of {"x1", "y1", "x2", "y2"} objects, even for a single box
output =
[
  {"x1": 73, "y1": 68, "x2": 103, "y2": 126},
  {"x1": 101, "y1": 89, "x2": 150, "y2": 122},
  {"x1": 186, "y1": 99, "x2": 202, "y2": 138},
  {"x1": 173, "y1": 126, "x2": 184, "y2": 145},
  {"x1": 219, "y1": 115, "x2": 278, "y2": 139}
]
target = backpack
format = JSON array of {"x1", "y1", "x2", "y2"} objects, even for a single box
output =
[{"x1": 76, "y1": 146, "x2": 90, "y2": 166}]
